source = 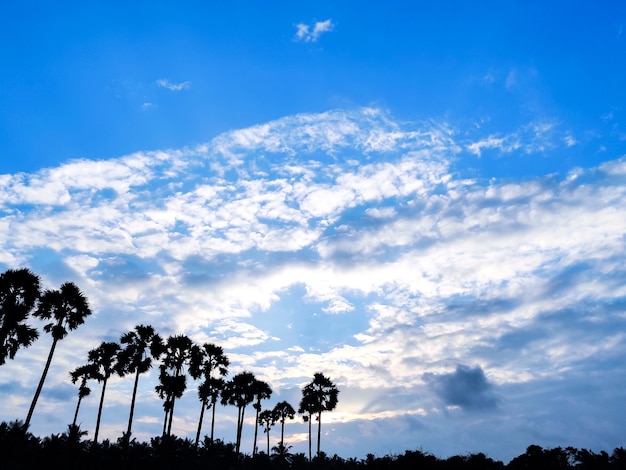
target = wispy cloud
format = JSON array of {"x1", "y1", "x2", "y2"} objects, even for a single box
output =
[
  {"x1": 1, "y1": 108, "x2": 625, "y2": 460},
  {"x1": 156, "y1": 78, "x2": 191, "y2": 91},
  {"x1": 294, "y1": 19, "x2": 334, "y2": 42}
]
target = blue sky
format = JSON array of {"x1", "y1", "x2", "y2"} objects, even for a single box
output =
[{"x1": 1, "y1": 0, "x2": 626, "y2": 463}]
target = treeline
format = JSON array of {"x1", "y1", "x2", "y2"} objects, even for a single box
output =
[
  {"x1": 0, "y1": 422, "x2": 625, "y2": 470},
  {"x1": 0, "y1": 268, "x2": 338, "y2": 458}
]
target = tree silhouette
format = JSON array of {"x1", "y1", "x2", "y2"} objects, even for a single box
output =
[
  {"x1": 258, "y1": 409, "x2": 275, "y2": 455},
  {"x1": 86, "y1": 341, "x2": 121, "y2": 444},
  {"x1": 272, "y1": 401, "x2": 295, "y2": 447},
  {"x1": 25, "y1": 282, "x2": 92, "y2": 427},
  {"x1": 189, "y1": 343, "x2": 229, "y2": 446},
  {"x1": 251, "y1": 378, "x2": 272, "y2": 456},
  {"x1": 198, "y1": 377, "x2": 225, "y2": 445},
  {"x1": 301, "y1": 372, "x2": 339, "y2": 459},
  {"x1": 155, "y1": 334, "x2": 194, "y2": 436},
  {"x1": 115, "y1": 324, "x2": 164, "y2": 439},
  {"x1": 0, "y1": 268, "x2": 41, "y2": 366},
  {"x1": 298, "y1": 392, "x2": 317, "y2": 461},
  {"x1": 69, "y1": 363, "x2": 97, "y2": 427},
  {"x1": 220, "y1": 371, "x2": 257, "y2": 456}
]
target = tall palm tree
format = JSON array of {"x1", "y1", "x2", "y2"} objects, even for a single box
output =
[
  {"x1": 220, "y1": 371, "x2": 257, "y2": 456},
  {"x1": 115, "y1": 325, "x2": 164, "y2": 439},
  {"x1": 189, "y1": 343, "x2": 229, "y2": 446},
  {"x1": 200, "y1": 376, "x2": 225, "y2": 444},
  {"x1": 258, "y1": 409, "x2": 275, "y2": 455},
  {"x1": 86, "y1": 341, "x2": 121, "y2": 444},
  {"x1": 25, "y1": 282, "x2": 92, "y2": 427},
  {"x1": 273, "y1": 401, "x2": 295, "y2": 447},
  {"x1": 300, "y1": 373, "x2": 339, "y2": 459},
  {"x1": 0, "y1": 268, "x2": 41, "y2": 366},
  {"x1": 155, "y1": 334, "x2": 194, "y2": 436},
  {"x1": 251, "y1": 378, "x2": 272, "y2": 456},
  {"x1": 298, "y1": 393, "x2": 317, "y2": 461},
  {"x1": 69, "y1": 363, "x2": 97, "y2": 427}
]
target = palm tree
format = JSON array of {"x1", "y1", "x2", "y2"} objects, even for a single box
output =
[
  {"x1": 189, "y1": 343, "x2": 229, "y2": 446},
  {"x1": 0, "y1": 268, "x2": 41, "y2": 365},
  {"x1": 258, "y1": 409, "x2": 275, "y2": 455},
  {"x1": 155, "y1": 334, "x2": 194, "y2": 436},
  {"x1": 25, "y1": 282, "x2": 92, "y2": 427},
  {"x1": 298, "y1": 393, "x2": 317, "y2": 461},
  {"x1": 115, "y1": 325, "x2": 164, "y2": 439},
  {"x1": 86, "y1": 341, "x2": 121, "y2": 444},
  {"x1": 251, "y1": 378, "x2": 272, "y2": 456},
  {"x1": 199, "y1": 377, "x2": 225, "y2": 444},
  {"x1": 273, "y1": 401, "x2": 295, "y2": 447},
  {"x1": 69, "y1": 363, "x2": 97, "y2": 427},
  {"x1": 220, "y1": 371, "x2": 257, "y2": 456},
  {"x1": 300, "y1": 373, "x2": 339, "y2": 459}
]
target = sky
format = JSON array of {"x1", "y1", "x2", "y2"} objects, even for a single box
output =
[{"x1": 1, "y1": 0, "x2": 626, "y2": 463}]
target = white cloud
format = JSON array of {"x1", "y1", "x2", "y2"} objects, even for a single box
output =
[
  {"x1": 156, "y1": 78, "x2": 191, "y2": 91},
  {"x1": 1, "y1": 108, "x2": 626, "y2": 460},
  {"x1": 294, "y1": 19, "x2": 334, "y2": 42}
]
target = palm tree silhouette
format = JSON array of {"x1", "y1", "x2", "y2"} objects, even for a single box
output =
[
  {"x1": 251, "y1": 378, "x2": 272, "y2": 456},
  {"x1": 155, "y1": 334, "x2": 194, "y2": 436},
  {"x1": 272, "y1": 401, "x2": 295, "y2": 447},
  {"x1": 115, "y1": 324, "x2": 164, "y2": 439},
  {"x1": 198, "y1": 377, "x2": 225, "y2": 445},
  {"x1": 25, "y1": 282, "x2": 92, "y2": 427},
  {"x1": 69, "y1": 363, "x2": 97, "y2": 427},
  {"x1": 86, "y1": 341, "x2": 121, "y2": 444},
  {"x1": 258, "y1": 409, "x2": 275, "y2": 455},
  {"x1": 0, "y1": 268, "x2": 41, "y2": 366},
  {"x1": 300, "y1": 372, "x2": 339, "y2": 459},
  {"x1": 220, "y1": 371, "x2": 257, "y2": 456},
  {"x1": 189, "y1": 343, "x2": 229, "y2": 447},
  {"x1": 298, "y1": 392, "x2": 317, "y2": 461}
]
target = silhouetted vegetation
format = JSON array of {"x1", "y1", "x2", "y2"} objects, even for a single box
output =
[
  {"x1": 2, "y1": 268, "x2": 625, "y2": 468},
  {"x1": 0, "y1": 423, "x2": 625, "y2": 470}
]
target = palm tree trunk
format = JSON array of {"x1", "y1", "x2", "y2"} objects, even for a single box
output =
[
  {"x1": 94, "y1": 377, "x2": 108, "y2": 444},
  {"x1": 72, "y1": 395, "x2": 82, "y2": 427},
  {"x1": 236, "y1": 406, "x2": 244, "y2": 456},
  {"x1": 126, "y1": 368, "x2": 141, "y2": 437},
  {"x1": 167, "y1": 396, "x2": 176, "y2": 436},
  {"x1": 195, "y1": 399, "x2": 206, "y2": 447},
  {"x1": 162, "y1": 405, "x2": 169, "y2": 437},
  {"x1": 280, "y1": 419, "x2": 285, "y2": 446},
  {"x1": 308, "y1": 413, "x2": 312, "y2": 461},
  {"x1": 316, "y1": 411, "x2": 322, "y2": 458},
  {"x1": 253, "y1": 404, "x2": 260, "y2": 455},
  {"x1": 25, "y1": 336, "x2": 58, "y2": 427},
  {"x1": 210, "y1": 399, "x2": 217, "y2": 442}
]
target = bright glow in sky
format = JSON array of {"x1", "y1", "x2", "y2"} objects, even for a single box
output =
[{"x1": 1, "y1": 1, "x2": 626, "y2": 463}]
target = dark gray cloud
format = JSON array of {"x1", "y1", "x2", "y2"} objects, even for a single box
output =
[{"x1": 424, "y1": 365, "x2": 499, "y2": 411}]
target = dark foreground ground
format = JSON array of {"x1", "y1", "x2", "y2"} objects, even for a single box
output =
[{"x1": 1, "y1": 421, "x2": 624, "y2": 469}]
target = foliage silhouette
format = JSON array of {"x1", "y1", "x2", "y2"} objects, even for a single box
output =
[
  {"x1": 273, "y1": 400, "x2": 296, "y2": 447},
  {"x1": 69, "y1": 363, "x2": 97, "y2": 426},
  {"x1": 301, "y1": 372, "x2": 339, "y2": 459},
  {"x1": 116, "y1": 324, "x2": 164, "y2": 439},
  {"x1": 86, "y1": 341, "x2": 121, "y2": 444},
  {"x1": 189, "y1": 342, "x2": 229, "y2": 446},
  {"x1": 155, "y1": 334, "x2": 194, "y2": 437},
  {"x1": 252, "y1": 377, "x2": 272, "y2": 455},
  {"x1": 259, "y1": 408, "x2": 276, "y2": 456},
  {"x1": 0, "y1": 268, "x2": 41, "y2": 365},
  {"x1": 221, "y1": 370, "x2": 258, "y2": 456},
  {"x1": 25, "y1": 281, "x2": 92, "y2": 427},
  {"x1": 2, "y1": 419, "x2": 626, "y2": 469}
]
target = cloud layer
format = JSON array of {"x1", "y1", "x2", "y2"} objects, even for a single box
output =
[{"x1": 1, "y1": 108, "x2": 625, "y2": 461}]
